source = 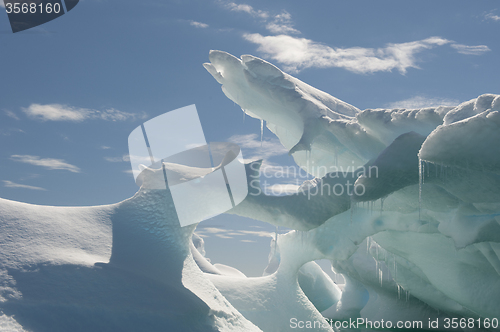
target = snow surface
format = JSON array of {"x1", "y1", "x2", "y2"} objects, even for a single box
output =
[
  {"x1": 1, "y1": 50, "x2": 499, "y2": 331},
  {"x1": 0, "y1": 176, "x2": 260, "y2": 331}
]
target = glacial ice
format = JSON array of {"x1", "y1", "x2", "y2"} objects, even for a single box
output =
[
  {"x1": 0, "y1": 50, "x2": 499, "y2": 331},
  {"x1": 204, "y1": 50, "x2": 500, "y2": 329}
]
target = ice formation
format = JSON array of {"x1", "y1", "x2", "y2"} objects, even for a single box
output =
[
  {"x1": 204, "y1": 51, "x2": 500, "y2": 329},
  {"x1": 1, "y1": 50, "x2": 499, "y2": 331},
  {"x1": 0, "y1": 177, "x2": 260, "y2": 331}
]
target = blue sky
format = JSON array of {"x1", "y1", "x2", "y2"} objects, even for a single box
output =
[{"x1": 1, "y1": 0, "x2": 499, "y2": 276}]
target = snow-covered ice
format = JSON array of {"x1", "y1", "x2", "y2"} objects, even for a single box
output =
[
  {"x1": 203, "y1": 51, "x2": 500, "y2": 330},
  {"x1": 0, "y1": 50, "x2": 499, "y2": 331}
]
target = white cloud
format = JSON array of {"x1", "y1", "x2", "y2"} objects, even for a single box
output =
[
  {"x1": 0, "y1": 128, "x2": 25, "y2": 136},
  {"x1": 386, "y1": 96, "x2": 460, "y2": 109},
  {"x1": 195, "y1": 226, "x2": 274, "y2": 240},
  {"x1": 266, "y1": 11, "x2": 299, "y2": 35},
  {"x1": 222, "y1": 2, "x2": 298, "y2": 35},
  {"x1": 244, "y1": 34, "x2": 451, "y2": 74},
  {"x1": 22, "y1": 104, "x2": 146, "y2": 122},
  {"x1": 221, "y1": 2, "x2": 489, "y2": 74},
  {"x1": 4, "y1": 110, "x2": 19, "y2": 120},
  {"x1": 450, "y1": 44, "x2": 491, "y2": 55},
  {"x1": 237, "y1": 230, "x2": 274, "y2": 238},
  {"x1": 0, "y1": 2, "x2": 4, "y2": 7},
  {"x1": 104, "y1": 155, "x2": 130, "y2": 163},
  {"x1": 10, "y1": 155, "x2": 81, "y2": 173},
  {"x1": 23, "y1": 104, "x2": 86, "y2": 121},
  {"x1": 225, "y1": 2, "x2": 268, "y2": 19},
  {"x1": 3, "y1": 180, "x2": 46, "y2": 191},
  {"x1": 485, "y1": 11, "x2": 500, "y2": 22},
  {"x1": 190, "y1": 21, "x2": 209, "y2": 28},
  {"x1": 104, "y1": 157, "x2": 123, "y2": 162},
  {"x1": 98, "y1": 108, "x2": 146, "y2": 121},
  {"x1": 229, "y1": 133, "x2": 288, "y2": 161},
  {"x1": 100, "y1": 146, "x2": 112, "y2": 150}
]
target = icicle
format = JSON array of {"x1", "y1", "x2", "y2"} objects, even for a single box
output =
[
  {"x1": 418, "y1": 158, "x2": 423, "y2": 220},
  {"x1": 422, "y1": 159, "x2": 425, "y2": 184},
  {"x1": 366, "y1": 236, "x2": 370, "y2": 254},
  {"x1": 260, "y1": 119, "x2": 264, "y2": 147},
  {"x1": 380, "y1": 197, "x2": 385, "y2": 214},
  {"x1": 379, "y1": 269, "x2": 383, "y2": 287},
  {"x1": 405, "y1": 290, "x2": 409, "y2": 302},
  {"x1": 397, "y1": 284, "x2": 401, "y2": 300}
]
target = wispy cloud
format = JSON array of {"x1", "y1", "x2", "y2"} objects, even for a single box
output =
[
  {"x1": 10, "y1": 155, "x2": 81, "y2": 173},
  {"x1": 4, "y1": 110, "x2": 19, "y2": 120},
  {"x1": 265, "y1": 11, "x2": 299, "y2": 35},
  {"x1": 450, "y1": 44, "x2": 491, "y2": 55},
  {"x1": 0, "y1": 128, "x2": 25, "y2": 136},
  {"x1": 244, "y1": 34, "x2": 451, "y2": 74},
  {"x1": 386, "y1": 96, "x2": 460, "y2": 109},
  {"x1": 22, "y1": 104, "x2": 147, "y2": 122},
  {"x1": 485, "y1": 11, "x2": 500, "y2": 22},
  {"x1": 195, "y1": 226, "x2": 274, "y2": 241},
  {"x1": 190, "y1": 21, "x2": 209, "y2": 28},
  {"x1": 104, "y1": 155, "x2": 130, "y2": 163},
  {"x1": 222, "y1": 2, "x2": 298, "y2": 35},
  {"x1": 100, "y1": 146, "x2": 112, "y2": 150},
  {"x1": 229, "y1": 133, "x2": 288, "y2": 162},
  {"x1": 225, "y1": 2, "x2": 268, "y2": 19},
  {"x1": 221, "y1": 2, "x2": 490, "y2": 74},
  {"x1": 3, "y1": 180, "x2": 46, "y2": 191}
]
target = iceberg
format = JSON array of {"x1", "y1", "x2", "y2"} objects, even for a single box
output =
[
  {"x1": 0, "y1": 176, "x2": 260, "y2": 331},
  {"x1": 0, "y1": 50, "x2": 499, "y2": 331},
  {"x1": 204, "y1": 51, "x2": 500, "y2": 329}
]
